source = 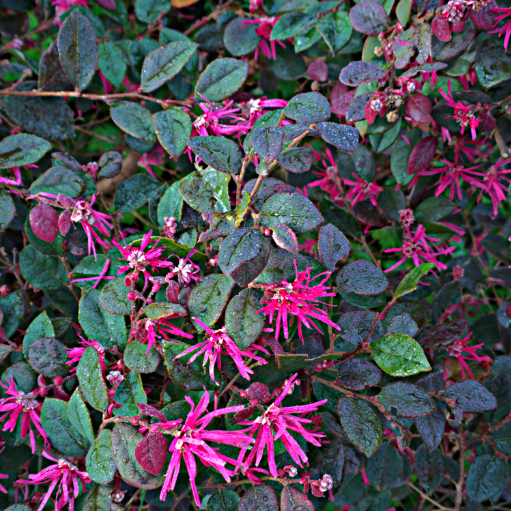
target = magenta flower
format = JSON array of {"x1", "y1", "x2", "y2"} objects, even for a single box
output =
[
  {"x1": 174, "y1": 317, "x2": 268, "y2": 385},
  {"x1": 243, "y1": 17, "x2": 285, "y2": 60},
  {"x1": 344, "y1": 174, "x2": 383, "y2": 207},
  {"x1": 159, "y1": 391, "x2": 254, "y2": 506},
  {"x1": 0, "y1": 376, "x2": 48, "y2": 453},
  {"x1": 17, "y1": 450, "x2": 91, "y2": 511},
  {"x1": 0, "y1": 165, "x2": 23, "y2": 186},
  {"x1": 385, "y1": 224, "x2": 455, "y2": 272},
  {"x1": 257, "y1": 261, "x2": 340, "y2": 341},
  {"x1": 166, "y1": 250, "x2": 203, "y2": 286},
  {"x1": 489, "y1": 7, "x2": 511, "y2": 51},
  {"x1": 474, "y1": 157, "x2": 511, "y2": 215},
  {"x1": 66, "y1": 338, "x2": 105, "y2": 372},
  {"x1": 438, "y1": 81, "x2": 480, "y2": 140},
  {"x1": 138, "y1": 144, "x2": 165, "y2": 178},
  {"x1": 239, "y1": 374, "x2": 326, "y2": 477},
  {"x1": 308, "y1": 148, "x2": 344, "y2": 203},
  {"x1": 447, "y1": 332, "x2": 491, "y2": 379},
  {"x1": 242, "y1": 97, "x2": 288, "y2": 123},
  {"x1": 52, "y1": 0, "x2": 89, "y2": 24},
  {"x1": 112, "y1": 231, "x2": 174, "y2": 288},
  {"x1": 135, "y1": 315, "x2": 193, "y2": 356}
]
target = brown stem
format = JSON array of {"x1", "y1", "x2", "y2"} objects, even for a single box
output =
[
  {"x1": 236, "y1": 157, "x2": 250, "y2": 206},
  {"x1": 454, "y1": 432, "x2": 465, "y2": 511},
  {"x1": 407, "y1": 482, "x2": 449, "y2": 511},
  {"x1": 60, "y1": 256, "x2": 80, "y2": 302}
]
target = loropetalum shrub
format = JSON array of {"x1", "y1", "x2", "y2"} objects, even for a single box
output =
[{"x1": 2, "y1": 1, "x2": 511, "y2": 511}]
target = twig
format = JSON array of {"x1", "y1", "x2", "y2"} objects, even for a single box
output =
[{"x1": 407, "y1": 482, "x2": 449, "y2": 511}]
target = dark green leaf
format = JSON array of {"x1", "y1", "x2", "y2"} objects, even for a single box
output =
[
  {"x1": 377, "y1": 382, "x2": 436, "y2": 418},
  {"x1": 413, "y1": 444, "x2": 444, "y2": 493},
  {"x1": 271, "y1": 12, "x2": 315, "y2": 40},
  {"x1": 82, "y1": 483, "x2": 114, "y2": 511},
  {"x1": 67, "y1": 389, "x2": 95, "y2": 445},
  {"x1": 336, "y1": 260, "x2": 388, "y2": 295},
  {"x1": 492, "y1": 422, "x2": 511, "y2": 455},
  {"x1": 0, "y1": 190, "x2": 15, "y2": 231},
  {"x1": 414, "y1": 195, "x2": 457, "y2": 222},
  {"x1": 0, "y1": 291, "x2": 24, "y2": 339},
  {"x1": 99, "y1": 151, "x2": 122, "y2": 178},
  {"x1": 19, "y1": 245, "x2": 68, "y2": 291},
  {"x1": 153, "y1": 107, "x2": 192, "y2": 158},
  {"x1": 0, "y1": 134, "x2": 52, "y2": 169},
  {"x1": 207, "y1": 490, "x2": 241, "y2": 511},
  {"x1": 251, "y1": 127, "x2": 284, "y2": 162},
  {"x1": 38, "y1": 40, "x2": 70, "y2": 91},
  {"x1": 76, "y1": 346, "x2": 109, "y2": 412},
  {"x1": 23, "y1": 312, "x2": 54, "y2": 357},
  {"x1": 179, "y1": 168, "x2": 230, "y2": 212},
  {"x1": 124, "y1": 340, "x2": 161, "y2": 374},
  {"x1": 98, "y1": 41, "x2": 126, "y2": 89},
  {"x1": 129, "y1": 236, "x2": 208, "y2": 262},
  {"x1": 135, "y1": 0, "x2": 169, "y2": 23},
  {"x1": 30, "y1": 166, "x2": 85, "y2": 198},
  {"x1": 79, "y1": 289, "x2": 127, "y2": 349},
  {"x1": 239, "y1": 485, "x2": 279, "y2": 511},
  {"x1": 195, "y1": 58, "x2": 248, "y2": 102},
  {"x1": 280, "y1": 485, "x2": 314, "y2": 511},
  {"x1": 395, "y1": 263, "x2": 435, "y2": 298},
  {"x1": 284, "y1": 92, "x2": 331, "y2": 123},
  {"x1": 318, "y1": 223, "x2": 350, "y2": 271},
  {"x1": 40, "y1": 398, "x2": 88, "y2": 457},
  {"x1": 111, "y1": 423, "x2": 164, "y2": 489},
  {"x1": 442, "y1": 380, "x2": 497, "y2": 413},
  {"x1": 431, "y1": 281, "x2": 462, "y2": 324},
  {"x1": 337, "y1": 310, "x2": 382, "y2": 347},
  {"x1": 218, "y1": 228, "x2": 266, "y2": 274},
  {"x1": 259, "y1": 192, "x2": 323, "y2": 236},
  {"x1": 231, "y1": 236, "x2": 271, "y2": 286},
  {"x1": 366, "y1": 442, "x2": 403, "y2": 489},
  {"x1": 110, "y1": 102, "x2": 157, "y2": 141},
  {"x1": 224, "y1": 18, "x2": 261, "y2": 56},
  {"x1": 57, "y1": 10, "x2": 98, "y2": 90},
  {"x1": 337, "y1": 358, "x2": 382, "y2": 390},
  {"x1": 337, "y1": 397, "x2": 383, "y2": 457},
  {"x1": 277, "y1": 147, "x2": 313, "y2": 173},
  {"x1": 188, "y1": 136, "x2": 244, "y2": 175},
  {"x1": 188, "y1": 274, "x2": 235, "y2": 328},
  {"x1": 28, "y1": 337, "x2": 68, "y2": 378},
  {"x1": 99, "y1": 275, "x2": 130, "y2": 315},
  {"x1": 86, "y1": 429, "x2": 116, "y2": 484},
  {"x1": 466, "y1": 455, "x2": 509, "y2": 502},
  {"x1": 157, "y1": 180, "x2": 183, "y2": 224},
  {"x1": 144, "y1": 302, "x2": 187, "y2": 320},
  {"x1": 114, "y1": 371, "x2": 147, "y2": 417},
  {"x1": 340, "y1": 61, "x2": 386, "y2": 86},
  {"x1": 141, "y1": 41, "x2": 197, "y2": 92},
  {"x1": 415, "y1": 409, "x2": 446, "y2": 451},
  {"x1": 114, "y1": 174, "x2": 161, "y2": 212},
  {"x1": 316, "y1": 11, "x2": 352, "y2": 54},
  {"x1": 475, "y1": 37, "x2": 511, "y2": 89},
  {"x1": 320, "y1": 198, "x2": 361, "y2": 239}
]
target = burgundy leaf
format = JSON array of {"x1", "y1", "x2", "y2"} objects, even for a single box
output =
[
  {"x1": 331, "y1": 84, "x2": 354, "y2": 118},
  {"x1": 451, "y1": 19, "x2": 465, "y2": 33},
  {"x1": 408, "y1": 136, "x2": 438, "y2": 174},
  {"x1": 478, "y1": 111, "x2": 496, "y2": 132},
  {"x1": 307, "y1": 60, "x2": 328, "y2": 82},
  {"x1": 166, "y1": 280, "x2": 180, "y2": 303},
  {"x1": 246, "y1": 382, "x2": 272, "y2": 403},
  {"x1": 136, "y1": 402, "x2": 168, "y2": 422},
  {"x1": 405, "y1": 93, "x2": 434, "y2": 125},
  {"x1": 94, "y1": 0, "x2": 116, "y2": 9},
  {"x1": 469, "y1": 0, "x2": 498, "y2": 29},
  {"x1": 349, "y1": 1, "x2": 388, "y2": 35},
  {"x1": 281, "y1": 485, "x2": 314, "y2": 511},
  {"x1": 506, "y1": 302, "x2": 511, "y2": 319},
  {"x1": 30, "y1": 204, "x2": 59, "y2": 243},
  {"x1": 58, "y1": 209, "x2": 72, "y2": 236},
  {"x1": 431, "y1": 15, "x2": 451, "y2": 42},
  {"x1": 340, "y1": 61, "x2": 386, "y2": 87},
  {"x1": 271, "y1": 223, "x2": 298, "y2": 253},
  {"x1": 134, "y1": 433, "x2": 168, "y2": 476}
]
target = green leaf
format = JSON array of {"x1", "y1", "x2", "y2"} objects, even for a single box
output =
[
  {"x1": 0, "y1": 134, "x2": 52, "y2": 169},
  {"x1": 284, "y1": 92, "x2": 330, "y2": 123},
  {"x1": 23, "y1": 312, "x2": 55, "y2": 357},
  {"x1": 28, "y1": 338, "x2": 69, "y2": 378},
  {"x1": 475, "y1": 38, "x2": 511, "y2": 89},
  {"x1": 207, "y1": 489, "x2": 240, "y2": 511},
  {"x1": 153, "y1": 107, "x2": 192, "y2": 159},
  {"x1": 366, "y1": 442, "x2": 403, "y2": 490},
  {"x1": 413, "y1": 444, "x2": 444, "y2": 494},
  {"x1": 40, "y1": 398, "x2": 88, "y2": 456},
  {"x1": 114, "y1": 371, "x2": 147, "y2": 417},
  {"x1": 128, "y1": 236, "x2": 208, "y2": 262},
  {"x1": 179, "y1": 168, "x2": 231, "y2": 212},
  {"x1": 141, "y1": 41, "x2": 197, "y2": 92},
  {"x1": 99, "y1": 275, "x2": 130, "y2": 315},
  {"x1": 19, "y1": 246, "x2": 69, "y2": 291},
  {"x1": 371, "y1": 333, "x2": 431, "y2": 377},
  {"x1": 157, "y1": 180, "x2": 183, "y2": 225},
  {"x1": 218, "y1": 228, "x2": 266, "y2": 274},
  {"x1": 277, "y1": 147, "x2": 314, "y2": 173},
  {"x1": 98, "y1": 41, "x2": 126, "y2": 89},
  {"x1": 162, "y1": 340, "x2": 213, "y2": 390},
  {"x1": 195, "y1": 58, "x2": 249, "y2": 102},
  {"x1": 86, "y1": 429, "x2": 117, "y2": 484},
  {"x1": 414, "y1": 195, "x2": 457, "y2": 222},
  {"x1": 79, "y1": 289, "x2": 127, "y2": 349},
  {"x1": 124, "y1": 340, "x2": 161, "y2": 374},
  {"x1": 271, "y1": 12, "x2": 315, "y2": 40},
  {"x1": 377, "y1": 382, "x2": 436, "y2": 418},
  {"x1": 67, "y1": 389, "x2": 95, "y2": 445},
  {"x1": 111, "y1": 423, "x2": 164, "y2": 489},
  {"x1": 135, "y1": 0, "x2": 170, "y2": 23},
  {"x1": 225, "y1": 288, "x2": 265, "y2": 350},
  {"x1": 259, "y1": 192, "x2": 323, "y2": 236},
  {"x1": 318, "y1": 223, "x2": 350, "y2": 271},
  {"x1": 0, "y1": 189, "x2": 14, "y2": 231},
  {"x1": 57, "y1": 10, "x2": 98, "y2": 91},
  {"x1": 110, "y1": 102, "x2": 157, "y2": 141},
  {"x1": 466, "y1": 455, "x2": 509, "y2": 502},
  {"x1": 82, "y1": 483, "x2": 115, "y2": 511},
  {"x1": 188, "y1": 274, "x2": 235, "y2": 328},
  {"x1": 396, "y1": 0, "x2": 412, "y2": 26},
  {"x1": 336, "y1": 397, "x2": 383, "y2": 457},
  {"x1": 224, "y1": 18, "x2": 261, "y2": 56},
  {"x1": 394, "y1": 263, "x2": 435, "y2": 298},
  {"x1": 30, "y1": 166, "x2": 86, "y2": 198},
  {"x1": 72, "y1": 255, "x2": 117, "y2": 289},
  {"x1": 188, "y1": 136, "x2": 244, "y2": 175},
  {"x1": 76, "y1": 346, "x2": 109, "y2": 412},
  {"x1": 144, "y1": 302, "x2": 186, "y2": 320},
  {"x1": 336, "y1": 260, "x2": 389, "y2": 296},
  {"x1": 320, "y1": 198, "x2": 361, "y2": 239},
  {"x1": 114, "y1": 174, "x2": 161, "y2": 213},
  {"x1": 317, "y1": 12, "x2": 353, "y2": 54}
]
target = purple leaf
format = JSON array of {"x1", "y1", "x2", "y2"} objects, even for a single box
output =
[
  {"x1": 408, "y1": 136, "x2": 438, "y2": 174},
  {"x1": 339, "y1": 61, "x2": 386, "y2": 86},
  {"x1": 307, "y1": 60, "x2": 328, "y2": 82},
  {"x1": 271, "y1": 223, "x2": 298, "y2": 253},
  {"x1": 431, "y1": 15, "x2": 452, "y2": 42},
  {"x1": 94, "y1": 0, "x2": 116, "y2": 10},
  {"x1": 136, "y1": 402, "x2": 168, "y2": 422},
  {"x1": 316, "y1": 122, "x2": 359, "y2": 153},
  {"x1": 349, "y1": 1, "x2": 388, "y2": 35},
  {"x1": 134, "y1": 432, "x2": 168, "y2": 475},
  {"x1": 58, "y1": 209, "x2": 72, "y2": 236},
  {"x1": 281, "y1": 485, "x2": 314, "y2": 511},
  {"x1": 30, "y1": 203, "x2": 59, "y2": 243},
  {"x1": 405, "y1": 93, "x2": 434, "y2": 124},
  {"x1": 318, "y1": 223, "x2": 350, "y2": 271}
]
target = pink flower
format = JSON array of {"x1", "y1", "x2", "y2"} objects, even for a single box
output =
[
  {"x1": 474, "y1": 157, "x2": 511, "y2": 215},
  {"x1": 243, "y1": 17, "x2": 285, "y2": 60},
  {"x1": 174, "y1": 317, "x2": 268, "y2": 385},
  {"x1": 0, "y1": 376, "x2": 48, "y2": 453},
  {"x1": 239, "y1": 373, "x2": 326, "y2": 477},
  {"x1": 17, "y1": 450, "x2": 91, "y2": 511},
  {"x1": 257, "y1": 261, "x2": 340, "y2": 341},
  {"x1": 159, "y1": 391, "x2": 254, "y2": 506},
  {"x1": 447, "y1": 332, "x2": 491, "y2": 379},
  {"x1": 52, "y1": 0, "x2": 89, "y2": 24},
  {"x1": 438, "y1": 81, "x2": 480, "y2": 140},
  {"x1": 344, "y1": 174, "x2": 383, "y2": 207},
  {"x1": 112, "y1": 231, "x2": 174, "y2": 289},
  {"x1": 0, "y1": 166, "x2": 23, "y2": 186},
  {"x1": 138, "y1": 144, "x2": 165, "y2": 178},
  {"x1": 0, "y1": 442, "x2": 7, "y2": 494},
  {"x1": 308, "y1": 148, "x2": 344, "y2": 203},
  {"x1": 66, "y1": 338, "x2": 105, "y2": 372},
  {"x1": 489, "y1": 7, "x2": 511, "y2": 52},
  {"x1": 241, "y1": 97, "x2": 288, "y2": 123},
  {"x1": 408, "y1": 159, "x2": 485, "y2": 201},
  {"x1": 385, "y1": 224, "x2": 455, "y2": 272},
  {"x1": 166, "y1": 250, "x2": 203, "y2": 286}
]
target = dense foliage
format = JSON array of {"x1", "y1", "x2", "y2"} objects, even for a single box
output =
[{"x1": 1, "y1": 0, "x2": 511, "y2": 510}]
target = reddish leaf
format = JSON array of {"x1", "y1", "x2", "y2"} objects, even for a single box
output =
[
  {"x1": 431, "y1": 16, "x2": 451, "y2": 42},
  {"x1": 340, "y1": 61, "x2": 386, "y2": 87},
  {"x1": 408, "y1": 136, "x2": 438, "y2": 174},
  {"x1": 469, "y1": 0, "x2": 498, "y2": 29},
  {"x1": 506, "y1": 302, "x2": 511, "y2": 319},
  {"x1": 331, "y1": 89, "x2": 355, "y2": 118},
  {"x1": 134, "y1": 433, "x2": 168, "y2": 475},
  {"x1": 281, "y1": 485, "x2": 314, "y2": 511},
  {"x1": 364, "y1": 100, "x2": 378, "y2": 124},
  {"x1": 346, "y1": 92, "x2": 373, "y2": 122},
  {"x1": 136, "y1": 402, "x2": 168, "y2": 422},
  {"x1": 94, "y1": 0, "x2": 116, "y2": 9},
  {"x1": 405, "y1": 93, "x2": 434, "y2": 125},
  {"x1": 166, "y1": 280, "x2": 180, "y2": 303},
  {"x1": 307, "y1": 61, "x2": 328, "y2": 82},
  {"x1": 272, "y1": 223, "x2": 299, "y2": 253},
  {"x1": 246, "y1": 382, "x2": 272, "y2": 403},
  {"x1": 58, "y1": 209, "x2": 72, "y2": 236},
  {"x1": 451, "y1": 19, "x2": 466, "y2": 33},
  {"x1": 30, "y1": 204, "x2": 59, "y2": 243},
  {"x1": 478, "y1": 111, "x2": 496, "y2": 132}
]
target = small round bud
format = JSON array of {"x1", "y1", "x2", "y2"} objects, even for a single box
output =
[{"x1": 127, "y1": 291, "x2": 135, "y2": 301}]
